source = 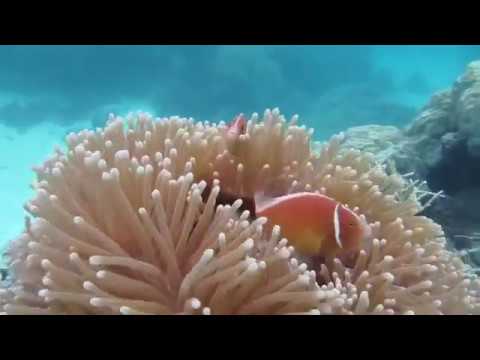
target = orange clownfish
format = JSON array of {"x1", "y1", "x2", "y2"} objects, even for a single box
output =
[
  {"x1": 226, "y1": 114, "x2": 247, "y2": 155},
  {"x1": 255, "y1": 191, "x2": 371, "y2": 257}
]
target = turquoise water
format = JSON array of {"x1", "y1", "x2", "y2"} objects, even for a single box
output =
[{"x1": 1, "y1": 45, "x2": 479, "y2": 255}]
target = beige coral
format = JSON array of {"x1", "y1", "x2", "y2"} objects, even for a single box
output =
[{"x1": 1, "y1": 109, "x2": 479, "y2": 315}]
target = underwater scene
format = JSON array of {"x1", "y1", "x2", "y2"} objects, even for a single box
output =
[{"x1": 1, "y1": 45, "x2": 480, "y2": 314}]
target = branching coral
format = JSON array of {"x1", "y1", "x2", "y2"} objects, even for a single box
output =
[{"x1": 1, "y1": 109, "x2": 479, "y2": 315}]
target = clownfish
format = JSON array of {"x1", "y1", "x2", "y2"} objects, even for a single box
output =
[
  {"x1": 226, "y1": 114, "x2": 247, "y2": 156},
  {"x1": 227, "y1": 113, "x2": 247, "y2": 137},
  {"x1": 255, "y1": 191, "x2": 371, "y2": 257},
  {"x1": 196, "y1": 114, "x2": 247, "y2": 183}
]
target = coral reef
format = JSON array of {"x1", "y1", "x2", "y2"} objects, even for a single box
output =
[
  {"x1": 404, "y1": 61, "x2": 480, "y2": 190},
  {"x1": 341, "y1": 125, "x2": 407, "y2": 164},
  {"x1": 1, "y1": 109, "x2": 479, "y2": 315},
  {"x1": 339, "y1": 60, "x2": 480, "y2": 263}
]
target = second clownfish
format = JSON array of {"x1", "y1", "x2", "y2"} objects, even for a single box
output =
[
  {"x1": 255, "y1": 191, "x2": 371, "y2": 257},
  {"x1": 226, "y1": 114, "x2": 247, "y2": 156}
]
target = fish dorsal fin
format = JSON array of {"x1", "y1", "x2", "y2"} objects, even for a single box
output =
[
  {"x1": 254, "y1": 190, "x2": 278, "y2": 214},
  {"x1": 254, "y1": 190, "x2": 303, "y2": 214}
]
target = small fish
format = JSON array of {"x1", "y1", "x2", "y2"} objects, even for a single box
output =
[
  {"x1": 227, "y1": 113, "x2": 247, "y2": 137},
  {"x1": 255, "y1": 191, "x2": 371, "y2": 257},
  {"x1": 226, "y1": 114, "x2": 247, "y2": 156}
]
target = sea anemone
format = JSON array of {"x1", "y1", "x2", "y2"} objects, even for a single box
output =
[{"x1": 1, "y1": 108, "x2": 479, "y2": 315}]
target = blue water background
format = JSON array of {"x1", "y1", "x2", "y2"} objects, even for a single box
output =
[{"x1": 0, "y1": 45, "x2": 479, "y2": 253}]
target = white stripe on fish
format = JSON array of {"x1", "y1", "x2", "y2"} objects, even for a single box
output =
[{"x1": 333, "y1": 203, "x2": 343, "y2": 248}]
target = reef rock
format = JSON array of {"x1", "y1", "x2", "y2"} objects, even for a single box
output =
[
  {"x1": 404, "y1": 61, "x2": 480, "y2": 195},
  {"x1": 341, "y1": 124, "x2": 426, "y2": 177},
  {"x1": 340, "y1": 60, "x2": 480, "y2": 256},
  {"x1": 342, "y1": 125, "x2": 403, "y2": 158}
]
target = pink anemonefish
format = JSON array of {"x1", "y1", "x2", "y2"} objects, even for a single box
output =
[
  {"x1": 197, "y1": 114, "x2": 247, "y2": 183},
  {"x1": 226, "y1": 114, "x2": 247, "y2": 156},
  {"x1": 227, "y1": 113, "x2": 247, "y2": 137},
  {"x1": 255, "y1": 191, "x2": 371, "y2": 257}
]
